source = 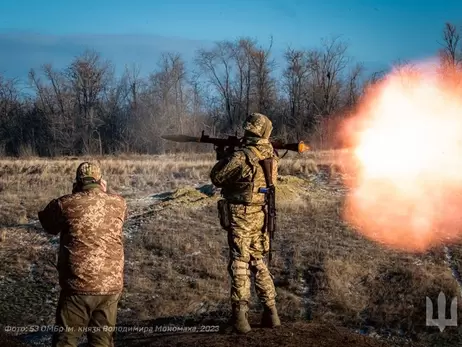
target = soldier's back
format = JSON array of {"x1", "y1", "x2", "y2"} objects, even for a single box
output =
[{"x1": 57, "y1": 190, "x2": 127, "y2": 295}]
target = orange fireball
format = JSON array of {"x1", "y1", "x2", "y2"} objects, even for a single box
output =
[{"x1": 341, "y1": 61, "x2": 462, "y2": 252}]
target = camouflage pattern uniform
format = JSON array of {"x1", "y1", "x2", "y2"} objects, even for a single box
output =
[
  {"x1": 210, "y1": 113, "x2": 281, "y2": 333},
  {"x1": 38, "y1": 162, "x2": 127, "y2": 347}
]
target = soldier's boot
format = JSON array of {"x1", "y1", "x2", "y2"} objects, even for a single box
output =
[
  {"x1": 261, "y1": 304, "x2": 281, "y2": 328},
  {"x1": 232, "y1": 301, "x2": 251, "y2": 334}
]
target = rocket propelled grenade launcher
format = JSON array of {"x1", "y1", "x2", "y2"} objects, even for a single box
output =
[{"x1": 161, "y1": 131, "x2": 309, "y2": 159}]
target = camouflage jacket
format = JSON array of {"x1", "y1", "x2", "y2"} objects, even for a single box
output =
[
  {"x1": 38, "y1": 186, "x2": 127, "y2": 295},
  {"x1": 210, "y1": 139, "x2": 278, "y2": 205}
]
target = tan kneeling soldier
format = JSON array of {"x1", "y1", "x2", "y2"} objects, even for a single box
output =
[
  {"x1": 38, "y1": 162, "x2": 127, "y2": 347},
  {"x1": 210, "y1": 113, "x2": 281, "y2": 333}
]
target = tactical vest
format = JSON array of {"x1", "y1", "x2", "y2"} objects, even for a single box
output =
[{"x1": 221, "y1": 146, "x2": 274, "y2": 206}]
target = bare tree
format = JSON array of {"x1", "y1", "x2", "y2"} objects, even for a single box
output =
[
  {"x1": 0, "y1": 75, "x2": 22, "y2": 154},
  {"x1": 195, "y1": 41, "x2": 237, "y2": 131},
  {"x1": 29, "y1": 65, "x2": 75, "y2": 155},
  {"x1": 282, "y1": 48, "x2": 310, "y2": 139},
  {"x1": 309, "y1": 36, "x2": 349, "y2": 118},
  {"x1": 344, "y1": 63, "x2": 364, "y2": 108},
  {"x1": 246, "y1": 36, "x2": 277, "y2": 114},
  {"x1": 439, "y1": 22, "x2": 461, "y2": 68},
  {"x1": 280, "y1": 36, "x2": 351, "y2": 145},
  {"x1": 66, "y1": 50, "x2": 111, "y2": 154}
]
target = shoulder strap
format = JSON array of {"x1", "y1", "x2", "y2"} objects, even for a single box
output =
[{"x1": 242, "y1": 147, "x2": 264, "y2": 162}]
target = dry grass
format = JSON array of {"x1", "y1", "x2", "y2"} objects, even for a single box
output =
[
  {"x1": 0, "y1": 152, "x2": 461, "y2": 346},
  {"x1": 0, "y1": 153, "x2": 328, "y2": 225},
  {"x1": 0, "y1": 154, "x2": 216, "y2": 225}
]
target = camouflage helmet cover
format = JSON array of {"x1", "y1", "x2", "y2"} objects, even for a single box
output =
[
  {"x1": 243, "y1": 113, "x2": 273, "y2": 139},
  {"x1": 75, "y1": 162, "x2": 102, "y2": 182}
]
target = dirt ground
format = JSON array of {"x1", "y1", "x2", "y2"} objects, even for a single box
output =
[{"x1": 113, "y1": 322, "x2": 401, "y2": 347}]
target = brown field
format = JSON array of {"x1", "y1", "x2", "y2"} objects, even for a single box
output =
[{"x1": 0, "y1": 151, "x2": 461, "y2": 347}]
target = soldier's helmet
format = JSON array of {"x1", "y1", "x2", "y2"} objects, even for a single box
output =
[
  {"x1": 75, "y1": 162, "x2": 102, "y2": 183},
  {"x1": 243, "y1": 113, "x2": 273, "y2": 139}
]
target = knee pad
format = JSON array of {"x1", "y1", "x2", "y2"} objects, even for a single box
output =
[{"x1": 229, "y1": 260, "x2": 251, "y2": 276}]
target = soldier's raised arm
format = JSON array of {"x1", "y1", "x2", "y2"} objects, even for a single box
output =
[
  {"x1": 38, "y1": 199, "x2": 63, "y2": 235},
  {"x1": 210, "y1": 151, "x2": 246, "y2": 187}
]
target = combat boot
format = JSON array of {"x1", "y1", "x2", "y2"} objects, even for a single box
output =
[
  {"x1": 232, "y1": 301, "x2": 251, "y2": 334},
  {"x1": 261, "y1": 304, "x2": 281, "y2": 328}
]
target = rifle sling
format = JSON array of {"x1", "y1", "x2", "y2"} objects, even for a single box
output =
[
  {"x1": 241, "y1": 147, "x2": 262, "y2": 183},
  {"x1": 241, "y1": 146, "x2": 274, "y2": 198}
]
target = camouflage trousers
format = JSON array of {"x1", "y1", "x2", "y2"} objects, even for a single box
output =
[
  {"x1": 225, "y1": 203, "x2": 277, "y2": 307},
  {"x1": 52, "y1": 290, "x2": 121, "y2": 347}
]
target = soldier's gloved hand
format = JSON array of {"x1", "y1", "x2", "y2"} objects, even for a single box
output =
[
  {"x1": 215, "y1": 145, "x2": 235, "y2": 160},
  {"x1": 215, "y1": 146, "x2": 227, "y2": 160}
]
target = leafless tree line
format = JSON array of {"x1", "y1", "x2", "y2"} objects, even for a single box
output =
[{"x1": 0, "y1": 24, "x2": 459, "y2": 156}]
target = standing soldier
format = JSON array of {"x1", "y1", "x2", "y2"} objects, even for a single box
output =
[
  {"x1": 38, "y1": 162, "x2": 127, "y2": 347},
  {"x1": 210, "y1": 113, "x2": 281, "y2": 334}
]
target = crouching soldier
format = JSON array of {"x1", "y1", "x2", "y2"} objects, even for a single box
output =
[{"x1": 38, "y1": 162, "x2": 127, "y2": 347}]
